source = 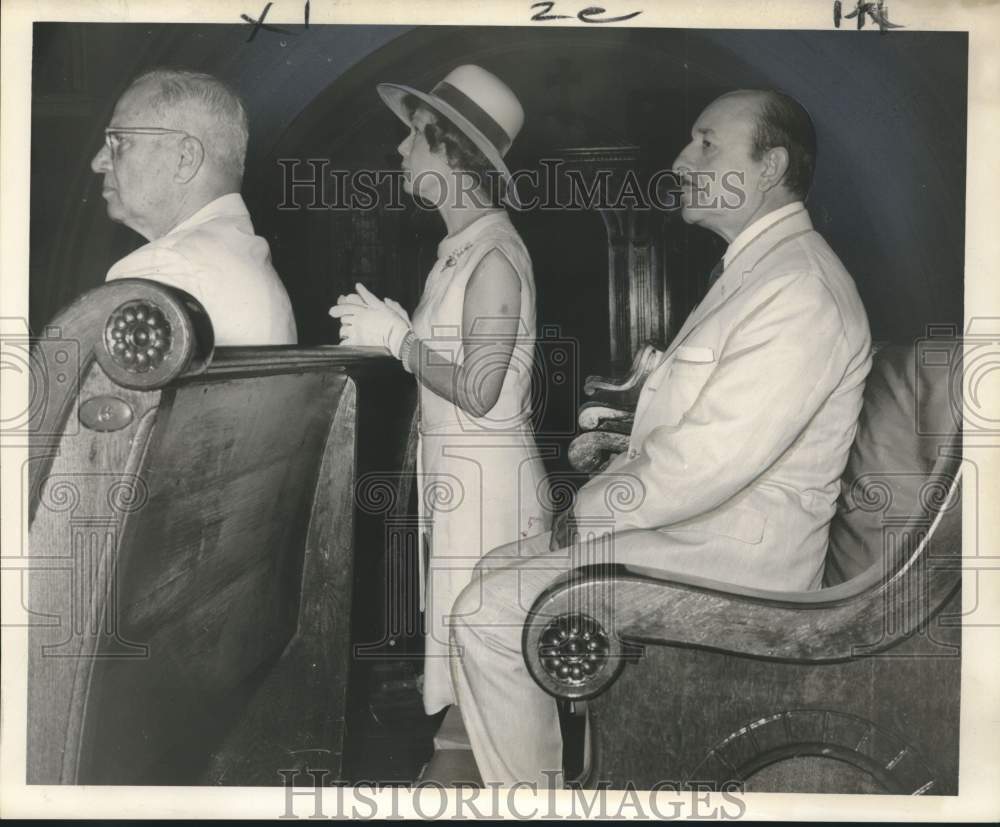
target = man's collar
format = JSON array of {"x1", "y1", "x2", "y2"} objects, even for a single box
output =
[
  {"x1": 723, "y1": 201, "x2": 806, "y2": 270},
  {"x1": 165, "y1": 192, "x2": 248, "y2": 237}
]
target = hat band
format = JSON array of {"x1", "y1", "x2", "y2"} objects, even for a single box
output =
[{"x1": 430, "y1": 80, "x2": 512, "y2": 157}]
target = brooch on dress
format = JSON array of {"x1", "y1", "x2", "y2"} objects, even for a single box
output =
[{"x1": 443, "y1": 242, "x2": 474, "y2": 268}]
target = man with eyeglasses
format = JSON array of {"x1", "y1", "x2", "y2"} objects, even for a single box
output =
[{"x1": 91, "y1": 68, "x2": 297, "y2": 346}]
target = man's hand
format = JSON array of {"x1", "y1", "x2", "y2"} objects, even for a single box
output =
[{"x1": 550, "y1": 506, "x2": 579, "y2": 551}]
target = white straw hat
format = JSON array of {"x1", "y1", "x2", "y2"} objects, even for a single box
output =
[{"x1": 377, "y1": 64, "x2": 525, "y2": 208}]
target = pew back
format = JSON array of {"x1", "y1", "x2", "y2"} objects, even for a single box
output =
[{"x1": 27, "y1": 281, "x2": 415, "y2": 784}]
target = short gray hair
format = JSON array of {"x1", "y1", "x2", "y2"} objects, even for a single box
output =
[{"x1": 129, "y1": 68, "x2": 249, "y2": 182}]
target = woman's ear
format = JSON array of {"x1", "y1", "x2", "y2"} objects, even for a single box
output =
[{"x1": 175, "y1": 135, "x2": 205, "y2": 184}]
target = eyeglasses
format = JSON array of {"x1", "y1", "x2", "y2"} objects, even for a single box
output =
[{"x1": 104, "y1": 127, "x2": 193, "y2": 155}]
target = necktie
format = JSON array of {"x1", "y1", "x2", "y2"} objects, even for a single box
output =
[
  {"x1": 707, "y1": 258, "x2": 725, "y2": 288},
  {"x1": 687, "y1": 258, "x2": 725, "y2": 318}
]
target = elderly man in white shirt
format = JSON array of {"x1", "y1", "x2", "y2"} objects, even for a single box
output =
[
  {"x1": 91, "y1": 68, "x2": 297, "y2": 346},
  {"x1": 445, "y1": 89, "x2": 872, "y2": 787}
]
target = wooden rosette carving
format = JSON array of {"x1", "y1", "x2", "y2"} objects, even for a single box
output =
[{"x1": 95, "y1": 279, "x2": 214, "y2": 389}]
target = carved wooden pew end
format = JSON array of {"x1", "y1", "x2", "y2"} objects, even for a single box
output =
[{"x1": 27, "y1": 279, "x2": 416, "y2": 785}]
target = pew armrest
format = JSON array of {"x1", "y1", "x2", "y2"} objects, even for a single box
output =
[{"x1": 522, "y1": 480, "x2": 962, "y2": 702}]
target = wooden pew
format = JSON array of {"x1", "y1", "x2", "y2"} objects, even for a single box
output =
[
  {"x1": 26, "y1": 279, "x2": 416, "y2": 785},
  {"x1": 523, "y1": 336, "x2": 964, "y2": 793}
]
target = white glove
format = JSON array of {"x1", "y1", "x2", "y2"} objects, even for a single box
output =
[
  {"x1": 384, "y1": 297, "x2": 411, "y2": 324},
  {"x1": 335, "y1": 291, "x2": 368, "y2": 309},
  {"x1": 333, "y1": 289, "x2": 409, "y2": 318},
  {"x1": 329, "y1": 283, "x2": 412, "y2": 357}
]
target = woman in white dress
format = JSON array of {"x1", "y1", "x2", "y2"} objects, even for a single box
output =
[{"x1": 329, "y1": 65, "x2": 550, "y2": 753}]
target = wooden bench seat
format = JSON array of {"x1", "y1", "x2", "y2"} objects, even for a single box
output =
[
  {"x1": 523, "y1": 335, "x2": 964, "y2": 793},
  {"x1": 27, "y1": 279, "x2": 416, "y2": 785}
]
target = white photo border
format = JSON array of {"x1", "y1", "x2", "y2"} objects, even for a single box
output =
[{"x1": 2, "y1": 0, "x2": 998, "y2": 820}]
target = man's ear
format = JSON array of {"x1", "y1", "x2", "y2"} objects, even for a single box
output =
[
  {"x1": 758, "y1": 146, "x2": 790, "y2": 192},
  {"x1": 175, "y1": 136, "x2": 205, "y2": 184}
]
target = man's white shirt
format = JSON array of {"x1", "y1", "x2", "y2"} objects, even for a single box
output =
[
  {"x1": 106, "y1": 193, "x2": 297, "y2": 346},
  {"x1": 723, "y1": 200, "x2": 805, "y2": 269}
]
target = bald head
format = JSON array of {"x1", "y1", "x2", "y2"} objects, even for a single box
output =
[
  {"x1": 722, "y1": 89, "x2": 817, "y2": 200},
  {"x1": 671, "y1": 88, "x2": 816, "y2": 242}
]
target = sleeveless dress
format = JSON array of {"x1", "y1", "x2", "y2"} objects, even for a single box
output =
[{"x1": 411, "y1": 210, "x2": 551, "y2": 715}]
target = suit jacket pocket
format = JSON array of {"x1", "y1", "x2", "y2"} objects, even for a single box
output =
[
  {"x1": 661, "y1": 504, "x2": 768, "y2": 545},
  {"x1": 673, "y1": 344, "x2": 715, "y2": 363},
  {"x1": 658, "y1": 349, "x2": 717, "y2": 425}
]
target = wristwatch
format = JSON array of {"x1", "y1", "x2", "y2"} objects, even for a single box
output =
[{"x1": 398, "y1": 329, "x2": 416, "y2": 374}]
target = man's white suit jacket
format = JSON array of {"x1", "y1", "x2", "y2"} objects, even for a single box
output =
[
  {"x1": 573, "y1": 205, "x2": 872, "y2": 592},
  {"x1": 106, "y1": 193, "x2": 297, "y2": 346}
]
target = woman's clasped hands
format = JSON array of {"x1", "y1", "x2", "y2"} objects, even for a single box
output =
[{"x1": 329, "y1": 282, "x2": 412, "y2": 358}]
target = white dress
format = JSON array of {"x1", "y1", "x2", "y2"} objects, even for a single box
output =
[{"x1": 411, "y1": 211, "x2": 551, "y2": 715}]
